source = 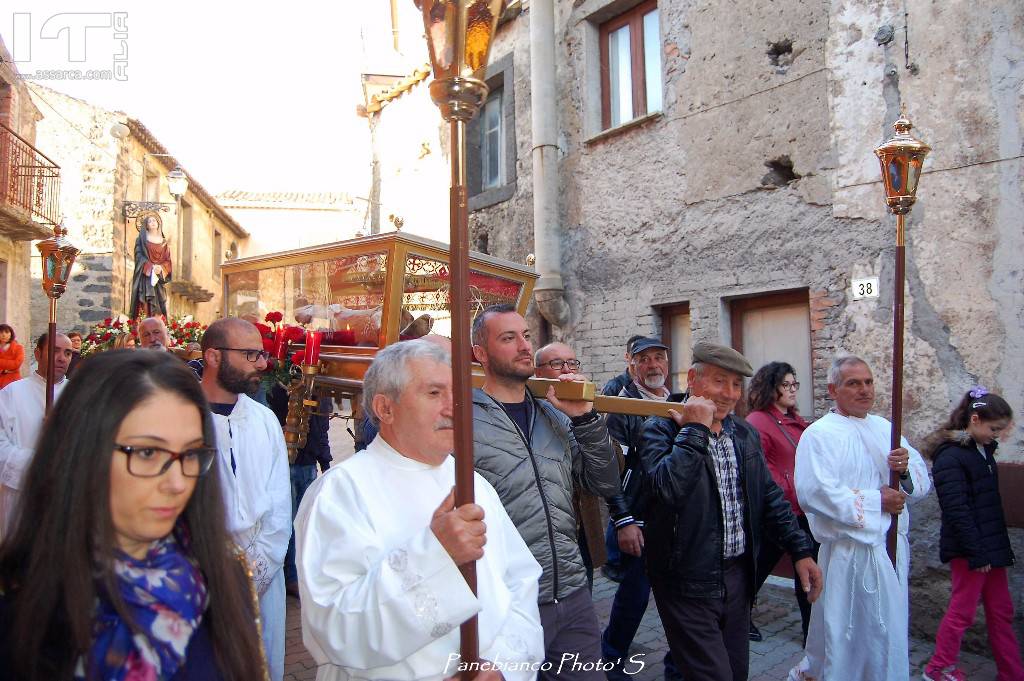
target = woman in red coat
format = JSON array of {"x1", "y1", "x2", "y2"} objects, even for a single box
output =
[
  {"x1": 0, "y1": 324, "x2": 24, "y2": 390},
  {"x1": 745, "y1": 361, "x2": 816, "y2": 645}
]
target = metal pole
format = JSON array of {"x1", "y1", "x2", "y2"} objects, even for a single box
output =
[
  {"x1": 45, "y1": 297, "x2": 57, "y2": 412},
  {"x1": 886, "y1": 212, "x2": 906, "y2": 570},
  {"x1": 448, "y1": 115, "x2": 479, "y2": 674}
]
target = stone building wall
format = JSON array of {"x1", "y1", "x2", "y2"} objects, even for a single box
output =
[
  {"x1": 470, "y1": 0, "x2": 1024, "y2": 650},
  {"x1": 0, "y1": 37, "x2": 43, "y2": 373},
  {"x1": 27, "y1": 85, "x2": 122, "y2": 337},
  {"x1": 28, "y1": 86, "x2": 247, "y2": 330}
]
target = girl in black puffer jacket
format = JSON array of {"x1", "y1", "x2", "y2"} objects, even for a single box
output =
[{"x1": 923, "y1": 388, "x2": 1023, "y2": 681}]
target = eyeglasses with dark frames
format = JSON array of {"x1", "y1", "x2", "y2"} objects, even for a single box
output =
[
  {"x1": 543, "y1": 359, "x2": 582, "y2": 371},
  {"x1": 115, "y1": 445, "x2": 217, "y2": 478},
  {"x1": 215, "y1": 347, "x2": 271, "y2": 363},
  {"x1": 780, "y1": 381, "x2": 801, "y2": 391}
]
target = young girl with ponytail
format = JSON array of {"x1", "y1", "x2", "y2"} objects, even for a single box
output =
[{"x1": 923, "y1": 387, "x2": 1023, "y2": 681}]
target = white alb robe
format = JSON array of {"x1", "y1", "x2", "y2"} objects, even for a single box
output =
[
  {"x1": 0, "y1": 373, "x2": 68, "y2": 538},
  {"x1": 793, "y1": 411, "x2": 930, "y2": 681},
  {"x1": 211, "y1": 394, "x2": 291, "y2": 681},
  {"x1": 295, "y1": 436, "x2": 545, "y2": 681}
]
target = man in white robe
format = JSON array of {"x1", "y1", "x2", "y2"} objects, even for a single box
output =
[
  {"x1": 0, "y1": 332, "x2": 72, "y2": 538},
  {"x1": 791, "y1": 356, "x2": 931, "y2": 681},
  {"x1": 200, "y1": 318, "x2": 291, "y2": 681},
  {"x1": 296, "y1": 340, "x2": 545, "y2": 681}
]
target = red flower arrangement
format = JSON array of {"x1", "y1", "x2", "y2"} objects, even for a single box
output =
[
  {"x1": 82, "y1": 317, "x2": 139, "y2": 356},
  {"x1": 257, "y1": 311, "x2": 306, "y2": 391}
]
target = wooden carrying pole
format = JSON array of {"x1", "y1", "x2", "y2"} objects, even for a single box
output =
[
  {"x1": 886, "y1": 213, "x2": 907, "y2": 570},
  {"x1": 45, "y1": 300, "x2": 57, "y2": 412},
  {"x1": 414, "y1": 1, "x2": 507, "y2": 672},
  {"x1": 448, "y1": 113, "x2": 479, "y2": 665}
]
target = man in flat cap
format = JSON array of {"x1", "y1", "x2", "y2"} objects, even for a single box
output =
[{"x1": 639, "y1": 341, "x2": 823, "y2": 681}]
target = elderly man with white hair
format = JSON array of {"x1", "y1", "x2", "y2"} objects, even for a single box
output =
[
  {"x1": 295, "y1": 340, "x2": 545, "y2": 681},
  {"x1": 138, "y1": 316, "x2": 171, "y2": 350},
  {"x1": 789, "y1": 355, "x2": 930, "y2": 681}
]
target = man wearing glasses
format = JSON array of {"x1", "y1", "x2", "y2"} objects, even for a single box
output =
[
  {"x1": 200, "y1": 317, "x2": 291, "y2": 681},
  {"x1": 533, "y1": 342, "x2": 582, "y2": 379},
  {"x1": 533, "y1": 343, "x2": 604, "y2": 593}
]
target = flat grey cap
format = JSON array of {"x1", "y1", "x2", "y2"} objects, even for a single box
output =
[{"x1": 692, "y1": 341, "x2": 753, "y2": 377}]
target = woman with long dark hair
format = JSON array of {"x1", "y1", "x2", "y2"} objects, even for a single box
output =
[
  {"x1": 0, "y1": 350, "x2": 266, "y2": 680},
  {"x1": 744, "y1": 361, "x2": 817, "y2": 644}
]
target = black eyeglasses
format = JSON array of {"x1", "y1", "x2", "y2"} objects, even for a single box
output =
[
  {"x1": 780, "y1": 381, "x2": 801, "y2": 391},
  {"x1": 215, "y1": 347, "x2": 271, "y2": 363},
  {"x1": 543, "y1": 359, "x2": 582, "y2": 371},
  {"x1": 115, "y1": 445, "x2": 217, "y2": 478}
]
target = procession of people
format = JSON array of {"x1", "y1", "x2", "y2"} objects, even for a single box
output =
[{"x1": 0, "y1": 307, "x2": 1021, "y2": 681}]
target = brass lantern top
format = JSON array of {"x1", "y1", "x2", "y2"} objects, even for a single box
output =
[
  {"x1": 415, "y1": 0, "x2": 505, "y2": 121},
  {"x1": 36, "y1": 223, "x2": 80, "y2": 298},
  {"x1": 874, "y1": 112, "x2": 931, "y2": 215}
]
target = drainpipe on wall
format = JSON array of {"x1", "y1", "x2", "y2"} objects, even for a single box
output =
[{"x1": 529, "y1": 0, "x2": 571, "y2": 328}]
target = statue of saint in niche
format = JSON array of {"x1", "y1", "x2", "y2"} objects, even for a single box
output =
[{"x1": 130, "y1": 213, "x2": 173, "y2": 318}]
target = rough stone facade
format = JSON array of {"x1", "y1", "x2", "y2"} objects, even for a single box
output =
[
  {"x1": 27, "y1": 85, "x2": 249, "y2": 333},
  {"x1": 0, "y1": 36, "x2": 47, "y2": 374},
  {"x1": 469, "y1": 0, "x2": 1024, "y2": 652}
]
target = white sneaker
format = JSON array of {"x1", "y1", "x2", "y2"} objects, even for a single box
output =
[{"x1": 922, "y1": 666, "x2": 967, "y2": 681}]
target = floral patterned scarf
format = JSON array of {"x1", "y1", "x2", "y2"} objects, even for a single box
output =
[{"x1": 77, "y1": 527, "x2": 209, "y2": 681}]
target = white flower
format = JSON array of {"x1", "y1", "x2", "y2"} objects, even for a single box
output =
[{"x1": 150, "y1": 607, "x2": 193, "y2": 657}]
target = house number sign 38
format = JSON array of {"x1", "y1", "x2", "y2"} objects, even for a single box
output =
[{"x1": 851, "y1": 276, "x2": 880, "y2": 301}]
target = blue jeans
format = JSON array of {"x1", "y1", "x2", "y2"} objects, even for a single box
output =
[
  {"x1": 601, "y1": 539, "x2": 680, "y2": 680},
  {"x1": 284, "y1": 464, "x2": 318, "y2": 584}
]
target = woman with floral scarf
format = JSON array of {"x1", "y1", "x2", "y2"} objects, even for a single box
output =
[{"x1": 0, "y1": 350, "x2": 266, "y2": 680}]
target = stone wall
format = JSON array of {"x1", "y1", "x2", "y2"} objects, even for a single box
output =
[
  {"x1": 470, "y1": 0, "x2": 1024, "y2": 650},
  {"x1": 28, "y1": 85, "x2": 247, "y2": 329},
  {"x1": 27, "y1": 85, "x2": 121, "y2": 337}
]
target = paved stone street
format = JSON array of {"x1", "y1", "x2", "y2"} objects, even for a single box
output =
[{"x1": 283, "y1": 573, "x2": 999, "y2": 680}]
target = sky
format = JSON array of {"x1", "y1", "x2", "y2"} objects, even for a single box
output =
[{"x1": 2, "y1": 2, "x2": 415, "y2": 195}]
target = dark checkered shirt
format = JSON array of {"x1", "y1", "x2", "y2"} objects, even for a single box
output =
[{"x1": 709, "y1": 428, "x2": 746, "y2": 558}]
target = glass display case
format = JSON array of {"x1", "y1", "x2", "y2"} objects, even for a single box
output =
[{"x1": 221, "y1": 231, "x2": 537, "y2": 384}]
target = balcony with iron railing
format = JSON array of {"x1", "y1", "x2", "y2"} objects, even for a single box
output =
[{"x1": 0, "y1": 122, "x2": 62, "y2": 241}]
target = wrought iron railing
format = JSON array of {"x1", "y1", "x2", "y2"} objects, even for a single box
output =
[{"x1": 0, "y1": 122, "x2": 62, "y2": 226}]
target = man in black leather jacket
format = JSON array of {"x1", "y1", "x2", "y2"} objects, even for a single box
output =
[{"x1": 639, "y1": 341, "x2": 822, "y2": 681}]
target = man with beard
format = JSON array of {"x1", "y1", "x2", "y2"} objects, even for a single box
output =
[
  {"x1": 200, "y1": 317, "x2": 290, "y2": 680},
  {"x1": 601, "y1": 337, "x2": 680, "y2": 680},
  {"x1": 471, "y1": 304, "x2": 620, "y2": 680},
  {"x1": 602, "y1": 334, "x2": 646, "y2": 397},
  {"x1": 138, "y1": 316, "x2": 172, "y2": 350}
]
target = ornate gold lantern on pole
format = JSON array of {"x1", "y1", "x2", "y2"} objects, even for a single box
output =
[
  {"x1": 36, "y1": 223, "x2": 79, "y2": 411},
  {"x1": 414, "y1": 0, "x2": 504, "y2": 672},
  {"x1": 873, "y1": 111, "x2": 930, "y2": 570}
]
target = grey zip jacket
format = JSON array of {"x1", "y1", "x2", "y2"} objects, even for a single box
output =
[{"x1": 472, "y1": 387, "x2": 620, "y2": 603}]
